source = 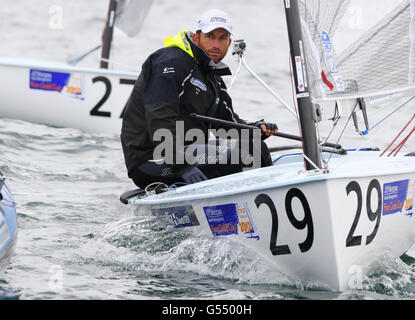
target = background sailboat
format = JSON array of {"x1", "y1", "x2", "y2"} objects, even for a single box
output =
[
  {"x1": 0, "y1": 173, "x2": 18, "y2": 271},
  {"x1": 0, "y1": 0, "x2": 153, "y2": 134}
]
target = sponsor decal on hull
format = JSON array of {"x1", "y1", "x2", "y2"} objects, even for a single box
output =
[
  {"x1": 152, "y1": 205, "x2": 200, "y2": 228},
  {"x1": 203, "y1": 203, "x2": 260, "y2": 239},
  {"x1": 29, "y1": 69, "x2": 85, "y2": 100},
  {"x1": 383, "y1": 179, "x2": 414, "y2": 217}
]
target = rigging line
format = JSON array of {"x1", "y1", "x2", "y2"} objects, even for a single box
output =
[
  {"x1": 303, "y1": 154, "x2": 320, "y2": 171},
  {"x1": 362, "y1": 95, "x2": 415, "y2": 135},
  {"x1": 327, "y1": 119, "x2": 395, "y2": 173},
  {"x1": 380, "y1": 113, "x2": 415, "y2": 157},
  {"x1": 327, "y1": 101, "x2": 359, "y2": 165},
  {"x1": 322, "y1": 112, "x2": 342, "y2": 149},
  {"x1": 322, "y1": 103, "x2": 344, "y2": 149},
  {"x1": 389, "y1": 126, "x2": 415, "y2": 157},
  {"x1": 68, "y1": 45, "x2": 101, "y2": 66},
  {"x1": 241, "y1": 56, "x2": 297, "y2": 118},
  {"x1": 227, "y1": 56, "x2": 243, "y2": 92},
  {"x1": 144, "y1": 182, "x2": 168, "y2": 193}
]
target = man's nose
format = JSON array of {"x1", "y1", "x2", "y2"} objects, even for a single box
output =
[{"x1": 211, "y1": 39, "x2": 221, "y2": 48}]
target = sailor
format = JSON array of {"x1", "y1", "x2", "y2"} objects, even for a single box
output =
[{"x1": 121, "y1": 9, "x2": 278, "y2": 189}]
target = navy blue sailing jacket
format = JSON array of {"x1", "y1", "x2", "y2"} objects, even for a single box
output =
[{"x1": 121, "y1": 31, "x2": 246, "y2": 177}]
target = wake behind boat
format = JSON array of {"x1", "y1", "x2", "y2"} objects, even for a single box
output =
[{"x1": 121, "y1": 0, "x2": 415, "y2": 291}]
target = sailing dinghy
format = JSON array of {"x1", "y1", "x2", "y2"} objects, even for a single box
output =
[
  {"x1": 121, "y1": 0, "x2": 415, "y2": 291},
  {"x1": 0, "y1": 173, "x2": 17, "y2": 269},
  {"x1": 0, "y1": 0, "x2": 153, "y2": 134}
]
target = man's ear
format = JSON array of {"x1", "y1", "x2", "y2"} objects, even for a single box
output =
[{"x1": 192, "y1": 32, "x2": 200, "y2": 46}]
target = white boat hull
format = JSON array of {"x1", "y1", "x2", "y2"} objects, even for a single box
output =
[
  {"x1": 129, "y1": 152, "x2": 415, "y2": 290},
  {"x1": 0, "y1": 57, "x2": 138, "y2": 134}
]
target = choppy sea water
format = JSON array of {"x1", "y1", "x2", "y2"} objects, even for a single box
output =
[{"x1": 1, "y1": 0, "x2": 415, "y2": 301}]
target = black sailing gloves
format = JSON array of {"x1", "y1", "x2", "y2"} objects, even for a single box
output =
[
  {"x1": 253, "y1": 120, "x2": 278, "y2": 140},
  {"x1": 178, "y1": 166, "x2": 208, "y2": 184}
]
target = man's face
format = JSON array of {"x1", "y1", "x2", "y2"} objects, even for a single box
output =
[{"x1": 193, "y1": 28, "x2": 232, "y2": 64}]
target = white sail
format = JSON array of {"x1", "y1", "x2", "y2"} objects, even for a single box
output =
[
  {"x1": 299, "y1": 0, "x2": 415, "y2": 102},
  {"x1": 115, "y1": 0, "x2": 154, "y2": 37}
]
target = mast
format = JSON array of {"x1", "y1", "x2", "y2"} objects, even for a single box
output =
[
  {"x1": 100, "y1": 0, "x2": 118, "y2": 69},
  {"x1": 283, "y1": 0, "x2": 322, "y2": 170}
]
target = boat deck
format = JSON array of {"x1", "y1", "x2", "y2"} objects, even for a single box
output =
[{"x1": 131, "y1": 151, "x2": 415, "y2": 205}]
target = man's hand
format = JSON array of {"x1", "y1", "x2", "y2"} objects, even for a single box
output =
[
  {"x1": 180, "y1": 167, "x2": 208, "y2": 184},
  {"x1": 254, "y1": 121, "x2": 278, "y2": 138}
]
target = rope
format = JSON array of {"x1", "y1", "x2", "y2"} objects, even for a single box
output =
[
  {"x1": 227, "y1": 50, "x2": 296, "y2": 117},
  {"x1": 227, "y1": 56, "x2": 243, "y2": 92},
  {"x1": 303, "y1": 154, "x2": 321, "y2": 170},
  {"x1": 361, "y1": 95, "x2": 415, "y2": 136},
  {"x1": 380, "y1": 114, "x2": 415, "y2": 157},
  {"x1": 68, "y1": 45, "x2": 101, "y2": 66},
  {"x1": 326, "y1": 101, "x2": 359, "y2": 164},
  {"x1": 144, "y1": 182, "x2": 168, "y2": 193},
  {"x1": 168, "y1": 182, "x2": 188, "y2": 189},
  {"x1": 389, "y1": 126, "x2": 415, "y2": 157},
  {"x1": 241, "y1": 56, "x2": 297, "y2": 118}
]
